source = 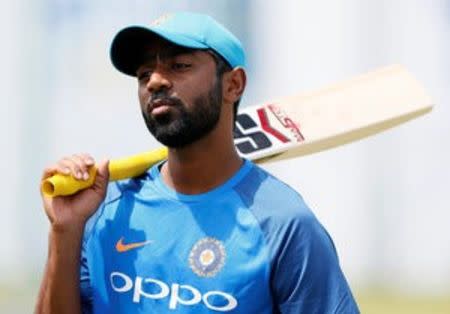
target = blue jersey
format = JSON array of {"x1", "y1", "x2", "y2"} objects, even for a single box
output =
[{"x1": 80, "y1": 160, "x2": 359, "y2": 313}]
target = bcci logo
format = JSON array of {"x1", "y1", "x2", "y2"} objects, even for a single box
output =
[
  {"x1": 151, "y1": 14, "x2": 172, "y2": 26},
  {"x1": 189, "y1": 237, "x2": 226, "y2": 277}
]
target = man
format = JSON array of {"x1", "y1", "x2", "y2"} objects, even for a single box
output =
[{"x1": 36, "y1": 12, "x2": 359, "y2": 313}]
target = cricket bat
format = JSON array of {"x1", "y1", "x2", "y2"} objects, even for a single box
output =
[{"x1": 42, "y1": 64, "x2": 433, "y2": 197}]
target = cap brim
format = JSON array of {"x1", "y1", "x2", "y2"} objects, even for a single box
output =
[{"x1": 110, "y1": 26, "x2": 208, "y2": 76}]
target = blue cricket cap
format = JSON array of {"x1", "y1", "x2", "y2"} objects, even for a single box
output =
[{"x1": 110, "y1": 12, "x2": 246, "y2": 76}]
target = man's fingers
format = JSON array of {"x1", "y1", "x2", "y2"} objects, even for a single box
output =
[
  {"x1": 42, "y1": 154, "x2": 97, "y2": 182},
  {"x1": 79, "y1": 153, "x2": 95, "y2": 166},
  {"x1": 58, "y1": 155, "x2": 94, "y2": 180},
  {"x1": 41, "y1": 163, "x2": 74, "y2": 180},
  {"x1": 41, "y1": 166, "x2": 58, "y2": 180},
  {"x1": 69, "y1": 154, "x2": 92, "y2": 180},
  {"x1": 57, "y1": 157, "x2": 82, "y2": 180}
]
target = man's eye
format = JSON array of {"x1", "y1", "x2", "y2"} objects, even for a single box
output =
[
  {"x1": 137, "y1": 71, "x2": 151, "y2": 81},
  {"x1": 171, "y1": 63, "x2": 191, "y2": 71}
]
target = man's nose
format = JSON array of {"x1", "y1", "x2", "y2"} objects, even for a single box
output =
[{"x1": 146, "y1": 68, "x2": 172, "y2": 93}]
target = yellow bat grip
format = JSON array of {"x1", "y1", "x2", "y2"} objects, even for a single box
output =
[{"x1": 41, "y1": 147, "x2": 168, "y2": 197}]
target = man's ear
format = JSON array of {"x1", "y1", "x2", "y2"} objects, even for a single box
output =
[{"x1": 222, "y1": 67, "x2": 246, "y2": 104}]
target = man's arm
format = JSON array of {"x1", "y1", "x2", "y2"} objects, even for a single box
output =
[
  {"x1": 35, "y1": 155, "x2": 109, "y2": 314},
  {"x1": 270, "y1": 212, "x2": 359, "y2": 314},
  {"x1": 35, "y1": 227, "x2": 85, "y2": 314}
]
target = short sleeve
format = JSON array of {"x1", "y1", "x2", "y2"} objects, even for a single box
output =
[
  {"x1": 80, "y1": 241, "x2": 92, "y2": 314},
  {"x1": 78, "y1": 183, "x2": 121, "y2": 313},
  {"x1": 79, "y1": 201, "x2": 106, "y2": 314},
  {"x1": 271, "y1": 214, "x2": 360, "y2": 314}
]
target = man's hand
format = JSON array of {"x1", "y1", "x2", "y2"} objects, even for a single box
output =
[
  {"x1": 41, "y1": 154, "x2": 109, "y2": 233},
  {"x1": 35, "y1": 154, "x2": 109, "y2": 314}
]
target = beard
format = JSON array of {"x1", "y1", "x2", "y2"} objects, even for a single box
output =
[{"x1": 141, "y1": 79, "x2": 222, "y2": 148}]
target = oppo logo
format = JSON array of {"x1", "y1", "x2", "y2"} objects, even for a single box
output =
[{"x1": 110, "y1": 271, "x2": 238, "y2": 312}]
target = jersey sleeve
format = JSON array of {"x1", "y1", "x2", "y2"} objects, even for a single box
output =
[
  {"x1": 79, "y1": 210, "x2": 97, "y2": 314},
  {"x1": 234, "y1": 164, "x2": 359, "y2": 313},
  {"x1": 80, "y1": 240, "x2": 93, "y2": 314},
  {"x1": 79, "y1": 201, "x2": 107, "y2": 314},
  {"x1": 79, "y1": 182, "x2": 122, "y2": 313},
  {"x1": 270, "y1": 212, "x2": 359, "y2": 314}
]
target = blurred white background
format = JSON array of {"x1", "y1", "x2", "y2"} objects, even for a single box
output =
[{"x1": 1, "y1": 0, "x2": 449, "y2": 313}]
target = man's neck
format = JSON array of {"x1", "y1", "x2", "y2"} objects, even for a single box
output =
[{"x1": 159, "y1": 127, "x2": 242, "y2": 195}]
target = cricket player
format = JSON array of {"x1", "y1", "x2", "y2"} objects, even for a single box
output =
[{"x1": 36, "y1": 12, "x2": 359, "y2": 313}]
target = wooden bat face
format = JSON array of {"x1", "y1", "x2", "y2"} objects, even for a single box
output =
[{"x1": 233, "y1": 65, "x2": 432, "y2": 162}]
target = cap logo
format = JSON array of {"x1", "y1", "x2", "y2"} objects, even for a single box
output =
[{"x1": 151, "y1": 14, "x2": 172, "y2": 26}]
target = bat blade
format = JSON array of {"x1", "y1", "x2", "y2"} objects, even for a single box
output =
[{"x1": 234, "y1": 64, "x2": 433, "y2": 162}]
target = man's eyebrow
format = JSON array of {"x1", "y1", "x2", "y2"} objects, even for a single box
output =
[{"x1": 137, "y1": 47, "x2": 200, "y2": 72}]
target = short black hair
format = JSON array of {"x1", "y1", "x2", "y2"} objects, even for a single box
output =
[{"x1": 207, "y1": 50, "x2": 241, "y2": 123}]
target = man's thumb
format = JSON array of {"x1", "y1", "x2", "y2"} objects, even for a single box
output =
[{"x1": 95, "y1": 159, "x2": 110, "y2": 188}]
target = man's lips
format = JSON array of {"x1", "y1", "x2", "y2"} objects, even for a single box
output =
[{"x1": 148, "y1": 99, "x2": 175, "y2": 115}]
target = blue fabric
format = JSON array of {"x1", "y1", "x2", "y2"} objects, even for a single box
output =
[{"x1": 80, "y1": 160, "x2": 359, "y2": 313}]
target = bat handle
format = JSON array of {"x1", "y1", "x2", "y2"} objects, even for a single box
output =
[{"x1": 41, "y1": 147, "x2": 168, "y2": 197}]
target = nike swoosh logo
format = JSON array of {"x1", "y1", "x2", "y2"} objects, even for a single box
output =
[{"x1": 115, "y1": 237, "x2": 153, "y2": 253}]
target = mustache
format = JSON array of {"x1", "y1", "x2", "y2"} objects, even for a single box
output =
[{"x1": 148, "y1": 92, "x2": 184, "y2": 110}]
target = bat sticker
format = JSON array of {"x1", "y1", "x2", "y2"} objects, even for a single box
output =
[{"x1": 234, "y1": 104, "x2": 304, "y2": 156}]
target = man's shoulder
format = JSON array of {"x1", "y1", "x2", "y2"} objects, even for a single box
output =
[
  {"x1": 82, "y1": 173, "x2": 156, "y2": 241},
  {"x1": 104, "y1": 172, "x2": 156, "y2": 204},
  {"x1": 243, "y1": 164, "x2": 335, "y2": 267},
  {"x1": 238, "y1": 163, "x2": 314, "y2": 224}
]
